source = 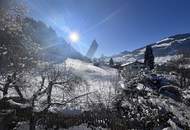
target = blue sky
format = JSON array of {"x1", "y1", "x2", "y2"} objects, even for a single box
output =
[{"x1": 26, "y1": 0, "x2": 190, "y2": 57}]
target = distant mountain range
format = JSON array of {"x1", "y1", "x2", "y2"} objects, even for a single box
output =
[{"x1": 107, "y1": 33, "x2": 190, "y2": 64}]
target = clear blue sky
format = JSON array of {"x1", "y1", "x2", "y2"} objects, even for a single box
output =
[{"x1": 26, "y1": 0, "x2": 190, "y2": 57}]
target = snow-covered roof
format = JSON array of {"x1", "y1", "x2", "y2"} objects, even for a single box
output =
[{"x1": 121, "y1": 60, "x2": 144, "y2": 67}]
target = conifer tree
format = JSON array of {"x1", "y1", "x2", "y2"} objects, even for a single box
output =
[
  {"x1": 144, "y1": 45, "x2": 154, "y2": 70},
  {"x1": 109, "y1": 58, "x2": 114, "y2": 66}
]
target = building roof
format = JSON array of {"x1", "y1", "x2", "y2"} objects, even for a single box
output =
[{"x1": 121, "y1": 60, "x2": 144, "y2": 67}]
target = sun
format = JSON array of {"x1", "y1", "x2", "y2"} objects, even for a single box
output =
[{"x1": 69, "y1": 32, "x2": 80, "y2": 43}]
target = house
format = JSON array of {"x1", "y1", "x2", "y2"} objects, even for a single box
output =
[
  {"x1": 121, "y1": 61, "x2": 145, "y2": 75},
  {"x1": 110, "y1": 62, "x2": 122, "y2": 69}
]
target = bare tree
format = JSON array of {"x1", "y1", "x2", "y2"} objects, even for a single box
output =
[
  {"x1": 0, "y1": 63, "x2": 93, "y2": 130},
  {"x1": 166, "y1": 55, "x2": 190, "y2": 88}
]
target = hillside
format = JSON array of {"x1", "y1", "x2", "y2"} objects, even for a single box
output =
[
  {"x1": 65, "y1": 58, "x2": 118, "y2": 104},
  {"x1": 108, "y1": 33, "x2": 190, "y2": 64},
  {"x1": 0, "y1": 16, "x2": 85, "y2": 73},
  {"x1": 23, "y1": 18, "x2": 84, "y2": 63}
]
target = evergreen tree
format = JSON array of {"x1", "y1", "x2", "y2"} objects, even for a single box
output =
[
  {"x1": 109, "y1": 58, "x2": 114, "y2": 66},
  {"x1": 144, "y1": 45, "x2": 154, "y2": 70}
]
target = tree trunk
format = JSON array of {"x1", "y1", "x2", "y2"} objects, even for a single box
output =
[
  {"x1": 0, "y1": 110, "x2": 15, "y2": 130},
  {"x1": 29, "y1": 113, "x2": 36, "y2": 130},
  {"x1": 47, "y1": 81, "x2": 53, "y2": 105}
]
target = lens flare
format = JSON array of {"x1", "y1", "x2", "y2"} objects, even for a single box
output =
[{"x1": 69, "y1": 32, "x2": 80, "y2": 43}]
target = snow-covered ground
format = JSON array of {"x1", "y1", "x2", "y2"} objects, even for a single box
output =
[
  {"x1": 65, "y1": 58, "x2": 119, "y2": 106},
  {"x1": 0, "y1": 58, "x2": 119, "y2": 111},
  {"x1": 13, "y1": 59, "x2": 119, "y2": 130}
]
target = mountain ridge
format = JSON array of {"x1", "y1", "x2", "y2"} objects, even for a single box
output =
[
  {"x1": 23, "y1": 17, "x2": 85, "y2": 63},
  {"x1": 107, "y1": 33, "x2": 190, "y2": 64}
]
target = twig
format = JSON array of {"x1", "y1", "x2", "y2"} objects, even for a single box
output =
[{"x1": 51, "y1": 91, "x2": 96, "y2": 106}]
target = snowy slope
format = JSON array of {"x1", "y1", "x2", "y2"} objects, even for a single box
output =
[
  {"x1": 65, "y1": 58, "x2": 119, "y2": 105},
  {"x1": 108, "y1": 33, "x2": 190, "y2": 64}
]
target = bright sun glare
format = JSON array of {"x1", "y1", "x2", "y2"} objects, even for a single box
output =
[{"x1": 69, "y1": 32, "x2": 80, "y2": 43}]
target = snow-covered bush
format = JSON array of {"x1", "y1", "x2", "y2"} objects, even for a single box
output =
[{"x1": 114, "y1": 69, "x2": 190, "y2": 129}]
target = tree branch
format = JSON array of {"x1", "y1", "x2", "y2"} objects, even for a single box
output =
[{"x1": 51, "y1": 91, "x2": 96, "y2": 106}]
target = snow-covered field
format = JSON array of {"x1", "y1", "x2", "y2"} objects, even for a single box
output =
[
  {"x1": 14, "y1": 59, "x2": 119, "y2": 130},
  {"x1": 0, "y1": 58, "x2": 119, "y2": 111},
  {"x1": 65, "y1": 58, "x2": 119, "y2": 106}
]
